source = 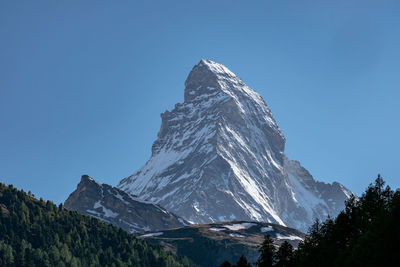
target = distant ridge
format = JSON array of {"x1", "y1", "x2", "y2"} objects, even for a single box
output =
[
  {"x1": 0, "y1": 182, "x2": 192, "y2": 266},
  {"x1": 64, "y1": 175, "x2": 187, "y2": 233}
]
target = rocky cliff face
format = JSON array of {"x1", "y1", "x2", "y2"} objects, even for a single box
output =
[
  {"x1": 118, "y1": 59, "x2": 352, "y2": 232},
  {"x1": 64, "y1": 175, "x2": 187, "y2": 233},
  {"x1": 283, "y1": 156, "x2": 352, "y2": 230}
]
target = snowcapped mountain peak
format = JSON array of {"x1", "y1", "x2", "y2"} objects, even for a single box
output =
[
  {"x1": 184, "y1": 59, "x2": 256, "y2": 104},
  {"x1": 184, "y1": 59, "x2": 236, "y2": 103},
  {"x1": 198, "y1": 59, "x2": 237, "y2": 77},
  {"x1": 118, "y1": 60, "x2": 351, "y2": 232},
  {"x1": 183, "y1": 59, "x2": 282, "y2": 134}
]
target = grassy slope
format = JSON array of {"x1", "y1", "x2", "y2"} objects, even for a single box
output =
[{"x1": 139, "y1": 221, "x2": 304, "y2": 266}]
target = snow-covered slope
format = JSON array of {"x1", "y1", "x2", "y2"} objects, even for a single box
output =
[
  {"x1": 64, "y1": 175, "x2": 187, "y2": 233},
  {"x1": 118, "y1": 59, "x2": 351, "y2": 232},
  {"x1": 283, "y1": 156, "x2": 352, "y2": 230}
]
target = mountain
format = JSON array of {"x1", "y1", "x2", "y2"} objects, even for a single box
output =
[
  {"x1": 295, "y1": 175, "x2": 400, "y2": 267},
  {"x1": 64, "y1": 175, "x2": 187, "y2": 233},
  {"x1": 118, "y1": 59, "x2": 351, "y2": 232},
  {"x1": 283, "y1": 156, "x2": 352, "y2": 230},
  {"x1": 138, "y1": 221, "x2": 304, "y2": 267},
  {"x1": 0, "y1": 182, "x2": 193, "y2": 267}
]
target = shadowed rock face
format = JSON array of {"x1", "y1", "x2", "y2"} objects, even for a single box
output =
[
  {"x1": 118, "y1": 59, "x2": 352, "y2": 232},
  {"x1": 64, "y1": 175, "x2": 187, "y2": 233}
]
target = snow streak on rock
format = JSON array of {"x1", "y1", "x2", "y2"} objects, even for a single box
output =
[
  {"x1": 118, "y1": 59, "x2": 351, "y2": 232},
  {"x1": 65, "y1": 175, "x2": 187, "y2": 233}
]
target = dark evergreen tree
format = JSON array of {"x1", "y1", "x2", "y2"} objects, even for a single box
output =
[
  {"x1": 256, "y1": 235, "x2": 275, "y2": 267},
  {"x1": 221, "y1": 260, "x2": 232, "y2": 267},
  {"x1": 275, "y1": 241, "x2": 294, "y2": 267},
  {"x1": 295, "y1": 175, "x2": 400, "y2": 267},
  {"x1": 219, "y1": 176, "x2": 400, "y2": 267},
  {"x1": 235, "y1": 255, "x2": 252, "y2": 267},
  {"x1": 0, "y1": 182, "x2": 194, "y2": 267}
]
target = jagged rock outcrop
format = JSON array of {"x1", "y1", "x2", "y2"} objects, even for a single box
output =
[
  {"x1": 283, "y1": 156, "x2": 352, "y2": 230},
  {"x1": 64, "y1": 175, "x2": 187, "y2": 233},
  {"x1": 117, "y1": 59, "x2": 352, "y2": 232}
]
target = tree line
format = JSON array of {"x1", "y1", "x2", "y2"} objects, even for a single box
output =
[
  {"x1": 0, "y1": 182, "x2": 193, "y2": 267},
  {"x1": 221, "y1": 175, "x2": 400, "y2": 267}
]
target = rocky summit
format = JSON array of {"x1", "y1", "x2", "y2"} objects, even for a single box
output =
[
  {"x1": 64, "y1": 175, "x2": 187, "y2": 233},
  {"x1": 118, "y1": 59, "x2": 352, "y2": 232}
]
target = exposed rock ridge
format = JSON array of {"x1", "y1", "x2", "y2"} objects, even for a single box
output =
[
  {"x1": 118, "y1": 60, "x2": 352, "y2": 232},
  {"x1": 64, "y1": 175, "x2": 187, "y2": 233}
]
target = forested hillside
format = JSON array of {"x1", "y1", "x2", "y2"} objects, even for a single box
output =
[
  {"x1": 2, "y1": 175, "x2": 398, "y2": 267},
  {"x1": 221, "y1": 175, "x2": 400, "y2": 267},
  {"x1": 295, "y1": 175, "x2": 400, "y2": 266},
  {"x1": 0, "y1": 183, "x2": 192, "y2": 267}
]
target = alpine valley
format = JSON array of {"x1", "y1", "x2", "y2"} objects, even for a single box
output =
[{"x1": 1, "y1": 59, "x2": 360, "y2": 267}]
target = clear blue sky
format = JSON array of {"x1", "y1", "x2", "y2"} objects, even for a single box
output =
[{"x1": 1, "y1": 0, "x2": 399, "y2": 204}]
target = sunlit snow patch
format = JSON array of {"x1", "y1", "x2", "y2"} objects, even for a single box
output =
[
  {"x1": 209, "y1": 227, "x2": 225, "y2": 232},
  {"x1": 261, "y1": 226, "x2": 274, "y2": 232},
  {"x1": 229, "y1": 233, "x2": 245, "y2": 238},
  {"x1": 140, "y1": 232, "x2": 164, "y2": 237},
  {"x1": 275, "y1": 233, "x2": 302, "y2": 241},
  {"x1": 223, "y1": 222, "x2": 256, "y2": 231},
  {"x1": 93, "y1": 201, "x2": 119, "y2": 218},
  {"x1": 178, "y1": 218, "x2": 188, "y2": 225}
]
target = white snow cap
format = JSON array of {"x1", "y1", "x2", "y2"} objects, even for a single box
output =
[
  {"x1": 198, "y1": 59, "x2": 237, "y2": 77},
  {"x1": 118, "y1": 59, "x2": 352, "y2": 233}
]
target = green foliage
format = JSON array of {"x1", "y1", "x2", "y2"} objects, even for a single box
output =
[
  {"x1": 0, "y1": 183, "x2": 192, "y2": 267},
  {"x1": 221, "y1": 175, "x2": 399, "y2": 267},
  {"x1": 220, "y1": 260, "x2": 233, "y2": 267},
  {"x1": 235, "y1": 255, "x2": 252, "y2": 267},
  {"x1": 295, "y1": 174, "x2": 400, "y2": 267},
  {"x1": 220, "y1": 255, "x2": 252, "y2": 267},
  {"x1": 256, "y1": 235, "x2": 275, "y2": 267},
  {"x1": 274, "y1": 241, "x2": 294, "y2": 267}
]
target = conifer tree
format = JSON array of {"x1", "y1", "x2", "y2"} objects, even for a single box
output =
[
  {"x1": 294, "y1": 175, "x2": 400, "y2": 267},
  {"x1": 256, "y1": 235, "x2": 275, "y2": 267},
  {"x1": 235, "y1": 255, "x2": 252, "y2": 267},
  {"x1": 275, "y1": 241, "x2": 294, "y2": 267},
  {"x1": 221, "y1": 260, "x2": 232, "y2": 267},
  {"x1": 0, "y1": 182, "x2": 192, "y2": 267}
]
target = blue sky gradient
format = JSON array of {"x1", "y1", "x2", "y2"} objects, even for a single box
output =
[{"x1": 1, "y1": 0, "x2": 399, "y2": 204}]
